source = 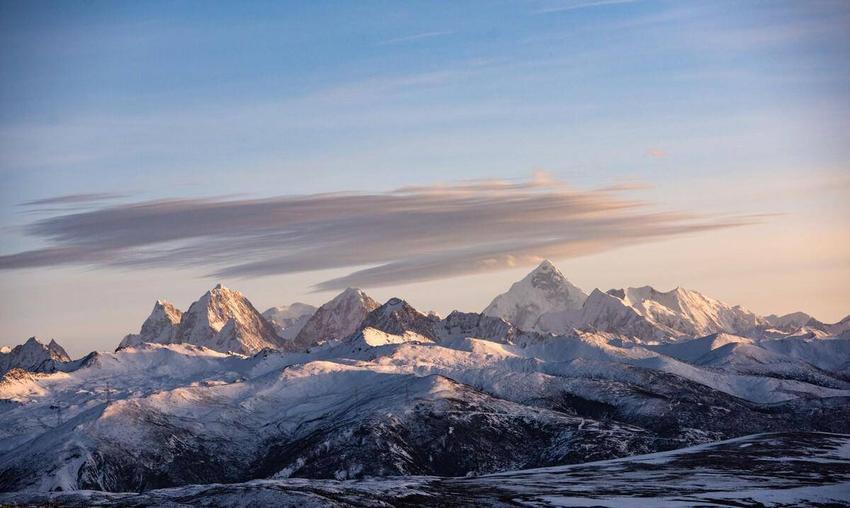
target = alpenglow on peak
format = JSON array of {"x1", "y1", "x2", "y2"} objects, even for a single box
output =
[{"x1": 483, "y1": 260, "x2": 588, "y2": 332}]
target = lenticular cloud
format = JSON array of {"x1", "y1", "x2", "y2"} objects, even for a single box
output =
[{"x1": 3, "y1": 175, "x2": 751, "y2": 289}]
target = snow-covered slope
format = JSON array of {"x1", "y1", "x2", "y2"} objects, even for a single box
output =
[
  {"x1": 648, "y1": 333, "x2": 850, "y2": 390},
  {"x1": 347, "y1": 327, "x2": 434, "y2": 349},
  {"x1": 1, "y1": 322, "x2": 849, "y2": 494},
  {"x1": 5, "y1": 432, "x2": 848, "y2": 507},
  {"x1": 261, "y1": 303, "x2": 316, "y2": 340},
  {"x1": 758, "y1": 335, "x2": 850, "y2": 373},
  {"x1": 649, "y1": 333, "x2": 755, "y2": 363},
  {"x1": 293, "y1": 288, "x2": 379, "y2": 350},
  {"x1": 483, "y1": 260, "x2": 587, "y2": 333},
  {"x1": 0, "y1": 338, "x2": 70, "y2": 376},
  {"x1": 0, "y1": 356, "x2": 668, "y2": 492}
]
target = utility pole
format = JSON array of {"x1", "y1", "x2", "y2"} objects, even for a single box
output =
[{"x1": 49, "y1": 404, "x2": 62, "y2": 426}]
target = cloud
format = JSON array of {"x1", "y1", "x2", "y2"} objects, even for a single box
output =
[
  {"x1": 378, "y1": 31, "x2": 453, "y2": 46},
  {"x1": 536, "y1": 0, "x2": 638, "y2": 14},
  {"x1": 0, "y1": 175, "x2": 753, "y2": 290},
  {"x1": 647, "y1": 148, "x2": 667, "y2": 158},
  {"x1": 18, "y1": 192, "x2": 126, "y2": 207}
]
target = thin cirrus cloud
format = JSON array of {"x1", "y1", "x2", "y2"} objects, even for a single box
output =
[
  {"x1": 378, "y1": 31, "x2": 453, "y2": 46},
  {"x1": 2, "y1": 174, "x2": 754, "y2": 291},
  {"x1": 535, "y1": 0, "x2": 638, "y2": 14}
]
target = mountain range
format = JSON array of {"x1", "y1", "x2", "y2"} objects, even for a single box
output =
[
  {"x1": 1, "y1": 260, "x2": 848, "y2": 500},
  {"x1": 117, "y1": 284, "x2": 284, "y2": 355}
]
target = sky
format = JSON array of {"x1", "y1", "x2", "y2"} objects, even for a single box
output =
[{"x1": 1, "y1": 0, "x2": 848, "y2": 356}]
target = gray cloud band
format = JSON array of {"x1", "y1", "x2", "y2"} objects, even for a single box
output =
[
  {"x1": 18, "y1": 192, "x2": 127, "y2": 207},
  {"x1": 1, "y1": 177, "x2": 753, "y2": 289}
]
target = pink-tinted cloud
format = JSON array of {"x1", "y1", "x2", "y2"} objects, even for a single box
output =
[{"x1": 1, "y1": 175, "x2": 752, "y2": 290}]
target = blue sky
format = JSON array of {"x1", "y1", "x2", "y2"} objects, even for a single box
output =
[{"x1": 1, "y1": 0, "x2": 849, "y2": 354}]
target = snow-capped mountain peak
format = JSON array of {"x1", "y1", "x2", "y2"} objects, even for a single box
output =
[
  {"x1": 569, "y1": 285, "x2": 764, "y2": 341},
  {"x1": 183, "y1": 285, "x2": 245, "y2": 339},
  {"x1": 262, "y1": 302, "x2": 317, "y2": 340},
  {"x1": 619, "y1": 285, "x2": 763, "y2": 337},
  {"x1": 172, "y1": 284, "x2": 283, "y2": 354},
  {"x1": 292, "y1": 287, "x2": 380, "y2": 350},
  {"x1": 0, "y1": 337, "x2": 71, "y2": 375},
  {"x1": 483, "y1": 259, "x2": 588, "y2": 333},
  {"x1": 118, "y1": 285, "x2": 282, "y2": 355},
  {"x1": 359, "y1": 297, "x2": 441, "y2": 340},
  {"x1": 118, "y1": 300, "x2": 183, "y2": 349},
  {"x1": 764, "y1": 312, "x2": 812, "y2": 332}
]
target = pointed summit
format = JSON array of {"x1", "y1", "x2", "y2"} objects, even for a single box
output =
[
  {"x1": 483, "y1": 260, "x2": 588, "y2": 332},
  {"x1": 1, "y1": 337, "x2": 71, "y2": 375},
  {"x1": 534, "y1": 259, "x2": 557, "y2": 272},
  {"x1": 118, "y1": 300, "x2": 183, "y2": 349},
  {"x1": 359, "y1": 297, "x2": 440, "y2": 340},
  {"x1": 46, "y1": 339, "x2": 68, "y2": 357},
  {"x1": 173, "y1": 284, "x2": 283, "y2": 354},
  {"x1": 118, "y1": 285, "x2": 283, "y2": 354},
  {"x1": 293, "y1": 288, "x2": 380, "y2": 350}
]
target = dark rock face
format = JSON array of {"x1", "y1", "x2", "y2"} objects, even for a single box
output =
[
  {"x1": 360, "y1": 298, "x2": 442, "y2": 340},
  {"x1": 438, "y1": 311, "x2": 520, "y2": 344},
  {"x1": 293, "y1": 288, "x2": 380, "y2": 350}
]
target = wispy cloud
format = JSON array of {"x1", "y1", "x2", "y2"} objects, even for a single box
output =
[
  {"x1": 0, "y1": 174, "x2": 753, "y2": 290},
  {"x1": 536, "y1": 0, "x2": 638, "y2": 14},
  {"x1": 18, "y1": 192, "x2": 126, "y2": 207},
  {"x1": 378, "y1": 31, "x2": 453, "y2": 46}
]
